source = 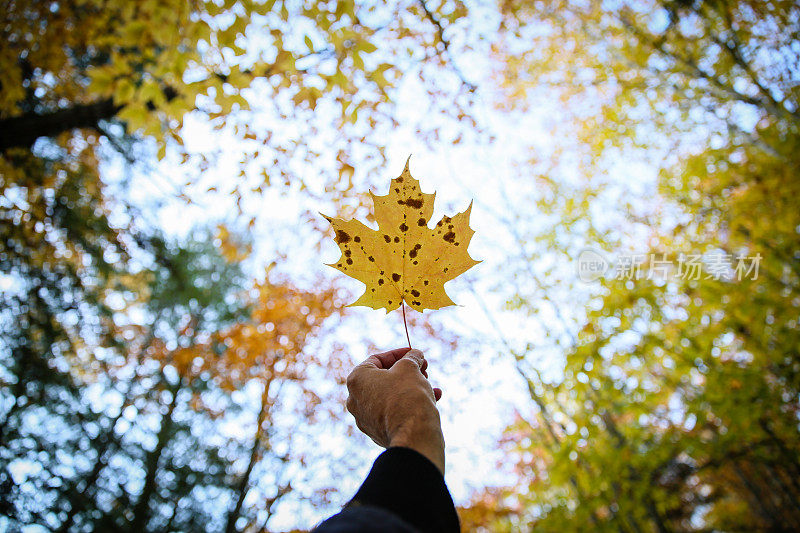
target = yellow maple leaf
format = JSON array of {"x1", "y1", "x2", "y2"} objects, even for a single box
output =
[{"x1": 323, "y1": 159, "x2": 479, "y2": 312}]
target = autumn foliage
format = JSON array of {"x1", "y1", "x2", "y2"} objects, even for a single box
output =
[
  {"x1": 461, "y1": 1, "x2": 800, "y2": 531},
  {"x1": 2, "y1": 0, "x2": 800, "y2": 532}
]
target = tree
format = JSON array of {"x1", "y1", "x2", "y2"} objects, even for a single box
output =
[
  {"x1": 0, "y1": 0, "x2": 475, "y2": 190},
  {"x1": 1, "y1": 228, "x2": 343, "y2": 531},
  {"x1": 1, "y1": 1, "x2": 476, "y2": 530},
  {"x1": 465, "y1": 0, "x2": 800, "y2": 530}
]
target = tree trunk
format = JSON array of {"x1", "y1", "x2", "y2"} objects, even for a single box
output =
[
  {"x1": 128, "y1": 377, "x2": 182, "y2": 532},
  {"x1": 57, "y1": 333, "x2": 157, "y2": 532},
  {"x1": 224, "y1": 379, "x2": 274, "y2": 533},
  {"x1": 0, "y1": 99, "x2": 121, "y2": 152}
]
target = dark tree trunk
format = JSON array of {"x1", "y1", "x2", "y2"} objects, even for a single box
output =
[
  {"x1": 0, "y1": 99, "x2": 121, "y2": 152},
  {"x1": 224, "y1": 380, "x2": 274, "y2": 533},
  {"x1": 128, "y1": 378, "x2": 182, "y2": 532}
]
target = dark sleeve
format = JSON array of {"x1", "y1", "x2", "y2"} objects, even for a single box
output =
[{"x1": 313, "y1": 447, "x2": 461, "y2": 533}]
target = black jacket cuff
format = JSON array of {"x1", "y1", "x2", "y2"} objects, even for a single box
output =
[{"x1": 348, "y1": 446, "x2": 460, "y2": 533}]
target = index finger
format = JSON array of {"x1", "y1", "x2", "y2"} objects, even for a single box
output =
[{"x1": 363, "y1": 347, "x2": 413, "y2": 369}]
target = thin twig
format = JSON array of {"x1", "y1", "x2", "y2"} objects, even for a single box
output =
[{"x1": 418, "y1": 0, "x2": 477, "y2": 92}]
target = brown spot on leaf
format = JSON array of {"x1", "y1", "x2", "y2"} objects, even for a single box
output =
[
  {"x1": 412, "y1": 300, "x2": 420, "y2": 306},
  {"x1": 392, "y1": 273, "x2": 401, "y2": 282},
  {"x1": 443, "y1": 231, "x2": 456, "y2": 243},
  {"x1": 399, "y1": 222, "x2": 408, "y2": 232},
  {"x1": 335, "y1": 230, "x2": 350, "y2": 243},
  {"x1": 397, "y1": 197, "x2": 424, "y2": 209},
  {"x1": 417, "y1": 217, "x2": 426, "y2": 226},
  {"x1": 344, "y1": 250, "x2": 351, "y2": 257},
  {"x1": 354, "y1": 236, "x2": 361, "y2": 243},
  {"x1": 378, "y1": 278, "x2": 384, "y2": 285},
  {"x1": 411, "y1": 289, "x2": 420, "y2": 297},
  {"x1": 393, "y1": 236, "x2": 400, "y2": 243},
  {"x1": 346, "y1": 258, "x2": 353, "y2": 265},
  {"x1": 423, "y1": 280, "x2": 429, "y2": 285},
  {"x1": 383, "y1": 235, "x2": 391, "y2": 243},
  {"x1": 368, "y1": 256, "x2": 375, "y2": 262}
]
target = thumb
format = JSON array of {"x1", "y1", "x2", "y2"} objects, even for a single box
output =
[{"x1": 393, "y1": 348, "x2": 425, "y2": 374}]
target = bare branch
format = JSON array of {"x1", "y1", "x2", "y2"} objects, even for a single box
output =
[{"x1": 418, "y1": 0, "x2": 477, "y2": 92}]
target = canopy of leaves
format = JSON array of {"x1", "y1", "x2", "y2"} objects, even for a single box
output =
[
  {"x1": 0, "y1": 0, "x2": 474, "y2": 530},
  {"x1": 460, "y1": 1, "x2": 800, "y2": 531},
  {"x1": 4, "y1": 0, "x2": 799, "y2": 531},
  {"x1": 0, "y1": 0, "x2": 473, "y2": 192}
]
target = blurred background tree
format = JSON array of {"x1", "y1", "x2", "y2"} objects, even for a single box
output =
[
  {"x1": 462, "y1": 0, "x2": 800, "y2": 531},
  {"x1": 0, "y1": 0, "x2": 472, "y2": 530}
]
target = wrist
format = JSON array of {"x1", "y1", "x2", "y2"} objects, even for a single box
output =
[{"x1": 389, "y1": 418, "x2": 445, "y2": 474}]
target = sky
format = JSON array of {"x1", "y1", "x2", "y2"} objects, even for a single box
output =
[
  {"x1": 0, "y1": 73, "x2": 663, "y2": 533},
  {"x1": 102, "y1": 66, "x2": 665, "y2": 530},
  {"x1": 72, "y1": 4, "x2": 675, "y2": 529}
]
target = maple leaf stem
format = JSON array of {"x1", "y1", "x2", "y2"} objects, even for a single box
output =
[{"x1": 402, "y1": 300, "x2": 412, "y2": 349}]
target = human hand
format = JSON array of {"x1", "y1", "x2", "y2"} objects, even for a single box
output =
[{"x1": 346, "y1": 347, "x2": 446, "y2": 473}]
